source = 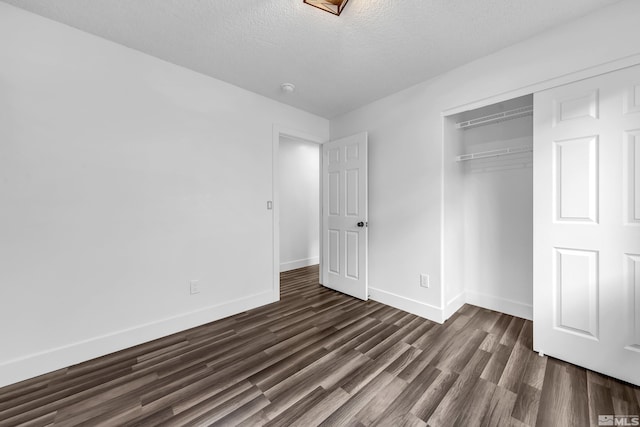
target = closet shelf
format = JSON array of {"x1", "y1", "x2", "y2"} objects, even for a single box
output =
[
  {"x1": 455, "y1": 105, "x2": 533, "y2": 130},
  {"x1": 456, "y1": 145, "x2": 532, "y2": 162}
]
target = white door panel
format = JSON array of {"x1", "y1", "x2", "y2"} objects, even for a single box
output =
[
  {"x1": 626, "y1": 254, "x2": 640, "y2": 351},
  {"x1": 534, "y1": 65, "x2": 640, "y2": 386},
  {"x1": 553, "y1": 248, "x2": 599, "y2": 339},
  {"x1": 624, "y1": 83, "x2": 640, "y2": 114},
  {"x1": 322, "y1": 133, "x2": 368, "y2": 300},
  {"x1": 553, "y1": 135, "x2": 599, "y2": 223},
  {"x1": 624, "y1": 130, "x2": 640, "y2": 224}
]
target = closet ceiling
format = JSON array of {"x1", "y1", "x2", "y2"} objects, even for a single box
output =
[{"x1": 1, "y1": 0, "x2": 621, "y2": 118}]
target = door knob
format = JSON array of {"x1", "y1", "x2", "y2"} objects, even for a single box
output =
[{"x1": 357, "y1": 221, "x2": 366, "y2": 228}]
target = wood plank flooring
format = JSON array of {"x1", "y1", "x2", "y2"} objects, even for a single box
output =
[{"x1": 1, "y1": 265, "x2": 638, "y2": 426}]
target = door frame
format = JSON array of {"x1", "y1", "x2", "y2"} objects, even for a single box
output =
[
  {"x1": 272, "y1": 125, "x2": 327, "y2": 301},
  {"x1": 441, "y1": 53, "x2": 640, "y2": 118}
]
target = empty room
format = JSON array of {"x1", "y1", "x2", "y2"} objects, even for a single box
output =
[{"x1": 1, "y1": 0, "x2": 639, "y2": 426}]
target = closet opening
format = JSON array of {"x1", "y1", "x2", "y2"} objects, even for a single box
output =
[{"x1": 443, "y1": 94, "x2": 534, "y2": 321}]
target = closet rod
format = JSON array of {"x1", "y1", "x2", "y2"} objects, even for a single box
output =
[
  {"x1": 456, "y1": 145, "x2": 533, "y2": 162},
  {"x1": 455, "y1": 105, "x2": 533, "y2": 130}
]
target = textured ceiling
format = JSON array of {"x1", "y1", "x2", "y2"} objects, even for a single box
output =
[{"x1": 1, "y1": 0, "x2": 622, "y2": 118}]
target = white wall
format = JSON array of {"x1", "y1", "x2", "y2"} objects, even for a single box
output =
[
  {"x1": 0, "y1": 3, "x2": 328, "y2": 387},
  {"x1": 279, "y1": 137, "x2": 320, "y2": 271},
  {"x1": 330, "y1": 0, "x2": 640, "y2": 322}
]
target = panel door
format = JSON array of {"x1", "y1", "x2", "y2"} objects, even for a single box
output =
[
  {"x1": 533, "y1": 65, "x2": 640, "y2": 386},
  {"x1": 321, "y1": 132, "x2": 368, "y2": 300}
]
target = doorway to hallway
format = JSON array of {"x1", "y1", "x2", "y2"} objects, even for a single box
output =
[{"x1": 278, "y1": 135, "x2": 321, "y2": 276}]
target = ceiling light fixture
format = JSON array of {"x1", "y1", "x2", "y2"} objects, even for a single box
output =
[{"x1": 304, "y1": 0, "x2": 349, "y2": 16}]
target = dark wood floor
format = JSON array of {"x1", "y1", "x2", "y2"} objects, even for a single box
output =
[{"x1": 1, "y1": 265, "x2": 638, "y2": 426}]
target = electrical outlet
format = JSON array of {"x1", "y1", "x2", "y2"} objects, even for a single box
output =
[
  {"x1": 420, "y1": 274, "x2": 430, "y2": 288},
  {"x1": 190, "y1": 280, "x2": 200, "y2": 295}
]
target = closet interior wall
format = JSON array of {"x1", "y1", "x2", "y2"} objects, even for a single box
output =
[{"x1": 443, "y1": 95, "x2": 534, "y2": 320}]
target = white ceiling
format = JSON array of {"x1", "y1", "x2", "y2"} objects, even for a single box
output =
[{"x1": 2, "y1": 0, "x2": 622, "y2": 118}]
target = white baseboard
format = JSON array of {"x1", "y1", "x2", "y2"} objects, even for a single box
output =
[
  {"x1": 280, "y1": 257, "x2": 319, "y2": 272},
  {"x1": 368, "y1": 287, "x2": 444, "y2": 324},
  {"x1": 465, "y1": 291, "x2": 532, "y2": 320},
  {"x1": 0, "y1": 291, "x2": 275, "y2": 388},
  {"x1": 444, "y1": 292, "x2": 466, "y2": 321}
]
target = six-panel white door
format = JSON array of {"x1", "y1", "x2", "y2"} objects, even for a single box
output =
[
  {"x1": 533, "y1": 65, "x2": 640, "y2": 386},
  {"x1": 321, "y1": 132, "x2": 368, "y2": 300}
]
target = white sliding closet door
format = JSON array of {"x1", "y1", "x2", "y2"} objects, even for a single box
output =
[{"x1": 533, "y1": 64, "x2": 640, "y2": 386}]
